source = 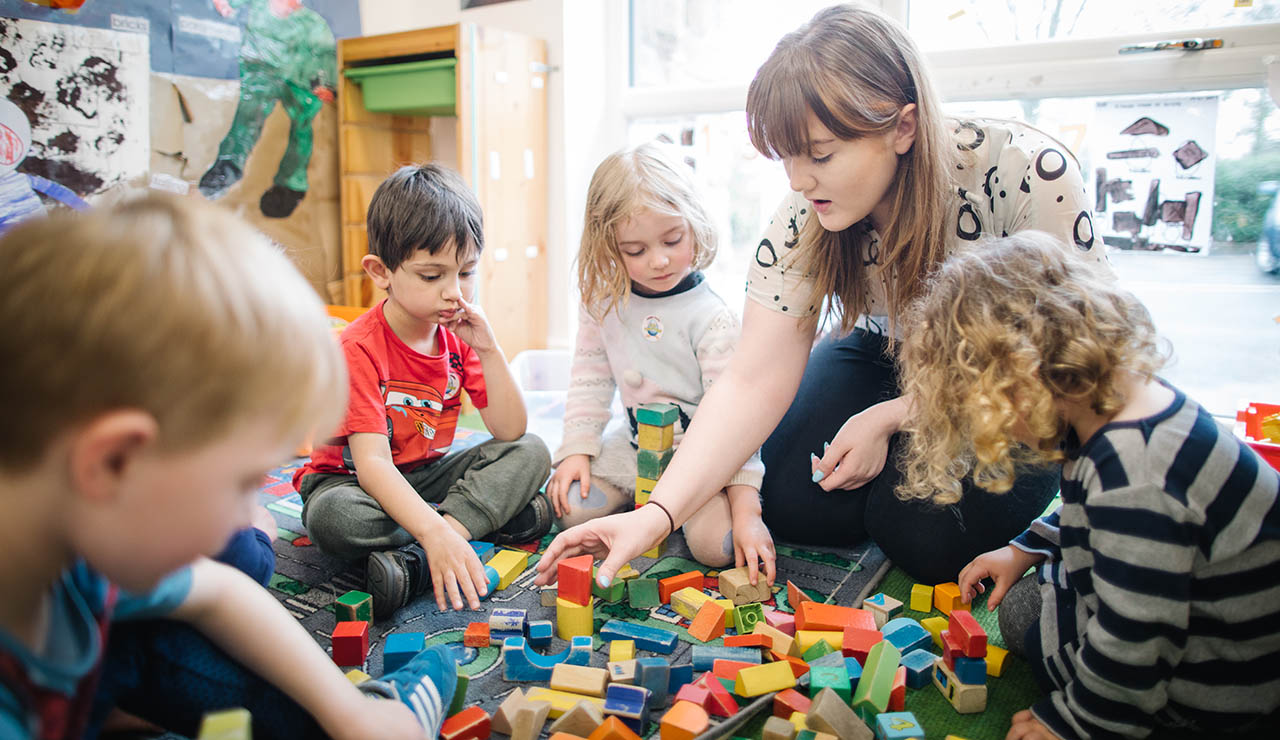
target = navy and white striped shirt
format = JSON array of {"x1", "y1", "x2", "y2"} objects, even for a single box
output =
[{"x1": 1012, "y1": 384, "x2": 1280, "y2": 739}]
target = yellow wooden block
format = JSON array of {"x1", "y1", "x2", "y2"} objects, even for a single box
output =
[
  {"x1": 788, "y1": 713, "x2": 808, "y2": 733},
  {"x1": 671, "y1": 587, "x2": 713, "y2": 620},
  {"x1": 909, "y1": 584, "x2": 933, "y2": 612},
  {"x1": 753, "y1": 622, "x2": 798, "y2": 657},
  {"x1": 635, "y1": 477, "x2": 657, "y2": 502},
  {"x1": 525, "y1": 686, "x2": 606, "y2": 719},
  {"x1": 643, "y1": 538, "x2": 666, "y2": 559},
  {"x1": 550, "y1": 664, "x2": 610, "y2": 697},
  {"x1": 616, "y1": 564, "x2": 641, "y2": 581},
  {"x1": 637, "y1": 423, "x2": 674, "y2": 450},
  {"x1": 986, "y1": 644, "x2": 1009, "y2": 677},
  {"x1": 489, "y1": 549, "x2": 531, "y2": 590},
  {"x1": 734, "y1": 661, "x2": 795, "y2": 697},
  {"x1": 197, "y1": 708, "x2": 251, "y2": 740},
  {"x1": 921, "y1": 616, "x2": 948, "y2": 648},
  {"x1": 556, "y1": 597, "x2": 593, "y2": 639},
  {"x1": 716, "y1": 599, "x2": 736, "y2": 628},
  {"x1": 344, "y1": 668, "x2": 371, "y2": 685},
  {"x1": 609, "y1": 640, "x2": 636, "y2": 662},
  {"x1": 795, "y1": 630, "x2": 843, "y2": 653}
]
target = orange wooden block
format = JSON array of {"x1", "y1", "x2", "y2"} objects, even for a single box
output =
[
  {"x1": 724, "y1": 633, "x2": 770, "y2": 649},
  {"x1": 770, "y1": 652, "x2": 810, "y2": 679},
  {"x1": 549, "y1": 735, "x2": 587, "y2": 740},
  {"x1": 795, "y1": 602, "x2": 869, "y2": 632},
  {"x1": 464, "y1": 622, "x2": 490, "y2": 648},
  {"x1": 888, "y1": 665, "x2": 907, "y2": 712},
  {"x1": 659, "y1": 700, "x2": 709, "y2": 740},
  {"x1": 558, "y1": 554, "x2": 595, "y2": 607},
  {"x1": 712, "y1": 659, "x2": 756, "y2": 680},
  {"x1": 786, "y1": 580, "x2": 812, "y2": 610},
  {"x1": 441, "y1": 705, "x2": 492, "y2": 740},
  {"x1": 772, "y1": 688, "x2": 811, "y2": 718},
  {"x1": 587, "y1": 716, "x2": 642, "y2": 740},
  {"x1": 659, "y1": 571, "x2": 704, "y2": 603},
  {"x1": 934, "y1": 582, "x2": 967, "y2": 615},
  {"x1": 687, "y1": 600, "x2": 726, "y2": 642}
]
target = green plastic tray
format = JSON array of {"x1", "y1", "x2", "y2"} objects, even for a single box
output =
[{"x1": 344, "y1": 58, "x2": 456, "y2": 117}]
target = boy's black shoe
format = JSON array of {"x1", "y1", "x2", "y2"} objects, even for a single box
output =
[
  {"x1": 491, "y1": 493, "x2": 553, "y2": 545},
  {"x1": 366, "y1": 542, "x2": 431, "y2": 619}
]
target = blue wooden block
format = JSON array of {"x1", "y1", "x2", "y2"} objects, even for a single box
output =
[
  {"x1": 635, "y1": 657, "x2": 670, "y2": 707},
  {"x1": 489, "y1": 608, "x2": 527, "y2": 633},
  {"x1": 470, "y1": 540, "x2": 496, "y2": 561},
  {"x1": 882, "y1": 617, "x2": 931, "y2": 656},
  {"x1": 874, "y1": 711, "x2": 923, "y2": 740},
  {"x1": 690, "y1": 645, "x2": 762, "y2": 672},
  {"x1": 604, "y1": 683, "x2": 651, "y2": 734},
  {"x1": 900, "y1": 649, "x2": 936, "y2": 689},
  {"x1": 382, "y1": 632, "x2": 425, "y2": 674},
  {"x1": 501, "y1": 636, "x2": 593, "y2": 681},
  {"x1": 845, "y1": 657, "x2": 863, "y2": 691},
  {"x1": 481, "y1": 566, "x2": 500, "y2": 600},
  {"x1": 667, "y1": 663, "x2": 693, "y2": 695},
  {"x1": 953, "y1": 656, "x2": 987, "y2": 685},
  {"x1": 489, "y1": 628, "x2": 521, "y2": 647},
  {"x1": 600, "y1": 620, "x2": 678, "y2": 654},
  {"x1": 526, "y1": 619, "x2": 553, "y2": 649}
]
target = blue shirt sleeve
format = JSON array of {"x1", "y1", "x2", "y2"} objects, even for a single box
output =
[{"x1": 112, "y1": 567, "x2": 193, "y2": 621}]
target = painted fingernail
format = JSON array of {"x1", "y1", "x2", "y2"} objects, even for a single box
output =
[
  {"x1": 824, "y1": 441, "x2": 829, "y2": 453},
  {"x1": 598, "y1": 574, "x2": 611, "y2": 588},
  {"x1": 810, "y1": 452, "x2": 819, "y2": 466},
  {"x1": 812, "y1": 468, "x2": 825, "y2": 483}
]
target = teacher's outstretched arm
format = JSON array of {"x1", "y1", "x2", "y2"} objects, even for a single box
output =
[{"x1": 534, "y1": 299, "x2": 818, "y2": 587}]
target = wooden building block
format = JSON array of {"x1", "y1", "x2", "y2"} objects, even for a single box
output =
[
  {"x1": 771, "y1": 652, "x2": 811, "y2": 679},
  {"x1": 882, "y1": 618, "x2": 932, "y2": 656},
  {"x1": 796, "y1": 603, "x2": 873, "y2": 632},
  {"x1": 557, "y1": 597, "x2": 594, "y2": 640},
  {"x1": 788, "y1": 713, "x2": 808, "y2": 733},
  {"x1": 552, "y1": 664, "x2": 610, "y2": 697},
  {"x1": 694, "y1": 673, "x2": 739, "y2": 717},
  {"x1": 920, "y1": 616, "x2": 948, "y2": 648},
  {"x1": 671, "y1": 587, "x2": 713, "y2": 620},
  {"x1": 602, "y1": 683, "x2": 652, "y2": 735},
  {"x1": 786, "y1": 581, "x2": 813, "y2": 610},
  {"x1": 492, "y1": 689, "x2": 527, "y2": 735},
  {"x1": 953, "y1": 656, "x2": 987, "y2": 685},
  {"x1": 674, "y1": 683, "x2": 711, "y2": 711},
  {"x1": 550, "y1": 734, "x2": 587, "y2": 740},
  {"x1": 549, "y1": 700, "x2": 606, "y2": 737},
  {"x1": 659, "y1": 571, "x2": 704, "y2": 603},
  {"x1": 489, "y1": 549, "x2": 531, "y2": 590},
  {"x1": 687, "y1": 600, "x2": 726, "y2": 642},
  {"x1": 932, "y1": 658, "x2": 986, "y2": 713},
  {"x1": 711, "y1": 659, "x2": 756, "y2": 681},
  {"x1": 718, "y1": 566, "x2": 772, "y2": 605},
  {"x1": 441, "y1": 705, "x2": 491, "y2": 740},
  {"x1": 851, "y1": 640, "x2": 901, "y2": 725},
  {"x1": 526, "y1": 687, "x2": 607, "y2": 719},
  {"x1": 643, "y1": 539, "x2": 666, "y2": 559},
  {"x1": 724, "y1": 633, "x2": 770, "y2": 649},
  {"x1": 636, "y1": 402, "x2": 680, "y2": 426},
  {"x1": 197, "y1": 708, "x2": 251, "y2": 740},
  {"x1": 861, "y1": 593, "x2": 903, "y2": 630},
  {"x1": 541, "y1": 584, "x2": 559, "y2": 607},
  {"x1": 807, "y1": 665, "x2": 851, "y2": 705},
  {"x1": 801, "y1": 640, "x2": 835, "y2": 664},
  {"x1": 765, "y1": 609, "x2": 797, "y2": 636},
  {"x1": 558, "y1": 554, "x2": 594, "y2": 606},
  {"x1": 637, "y1": 444, "x2": 674, "y2": 476},
  {"x1": 464, "y1": 622, "x2": 490, "y2": 648},
  {"x1": 635, "y1": 657, "x2": 671, "y2": 707},
  {"x1": 901, "y1": 648, "x2": 938, "y2": 689},
  {"x1": 382, "y1": 631, "x2": 424, "y2": 674},
  {"x1": 659, "y1": 700, "x2": 709, "y2": 740},
  {"x1": 690, "y1": 645, "x2": 762, "y2": 672},
  {"x1": 635, "y1": 477, "x2": 656, "y2": 503},
  {"x1": 840, "y1": 627, "x2": 883, "y2": 664},
  {"x1": 450, "y1": 671, "x2": 471, "y2": 717},
  {"x1": 528, "y1": 620, "x2": 554, "y2": 649},
  {"x1": 874, "y1": 711, "x2": 923, "y2": 740},
  {"x1": 715, "y1": 599, "x2": 736, "y2": 628},
  {"x1": 941, "y1": 629, "x2": 963, "y2": 670},
  {"x1": 511, "y1": 699, "x2": 553, "y2": 740},
  {"x1": 667, "y1": 664, "x2": 693, "y2": 696},
  {"x1": 609, "y1": 640, "x2": 636, "y2": 663},
  {"x1": 734, "y1": 603, "x2": 765, "y2": 633},
  {"x1": 734, "y1": 660, "x2": 795, "y2": 696},
  {"x1": 806, "y1": 688, "x2": 871, "y2": 740},
  {"x1": 502, "y1": 636, "x2": 593, "y2": 682},
  {"x1": 588, "y1": 716, "x2": 643, "y2": 740},
  {"x1": 773, "y1": 687, "x2": 811, "y2": 719},
  {"x1": 608, "y1": 660, "x2": 637, "y2": 684},
  {"x1": 762, "y1": 715, "x2": 798, "y2": 740},
  {"x1": 331, "y1": 620, "x2": 369, "y2": 667},
  {"x1": 616, "y1": 564, "x2": 641, "y2": 581},
  {"x1": 344, "y1": 668, "x2": 371, "y2": 685},
  {"x1": 909, "y1": 584, "x2": 933, "y2": 613},
  {"x1": 948, "y1": 610, "x2": 988, "y2": 658},
  {"x1": 754, "y1": 622, "x2": 797, "y2": 657},
  {"x1": 490, "y1": 608, "x2": 528, "y2": 634},
  {"x1": 600, "y1": 620, "x2": 679, "y2": 654},
  {"x1": 795, "y1": 630, "x2": 843, "y2": 653},
  {"x1": 985, "y1": 644, "x2": 1008, "y2": 677},
  {"x1": 933, "y1": 583, "x2": 966, "y2": 616},
  {"x1": 592, "y1": 568, "x2": 627, "y2": 603},
  {"x1": 628, "y1": 578, "x2": 661, "y2": 609},
  {"x1": 335, "y1": 590, "x2": 373, "y2": 624},
  {"x1": 888, "y1": 666, "x2": 907, "y2": 712}
]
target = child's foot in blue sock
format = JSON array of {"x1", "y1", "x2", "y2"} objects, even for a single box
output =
[{"x1": 358, "y1": 644, "x2": 458, "y2": 735}]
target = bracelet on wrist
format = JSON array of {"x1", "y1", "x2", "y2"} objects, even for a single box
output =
[{"x1": 645, "y1": 500, "x2": 676, "y2": 536}]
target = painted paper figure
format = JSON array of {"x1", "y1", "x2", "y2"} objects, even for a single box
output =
[
  {"x1": 0, "y1": 98, "x2": 87, "y2": 231},
  {"x1": 199, "y1": 0, "x2": 337, "y2": 219}
]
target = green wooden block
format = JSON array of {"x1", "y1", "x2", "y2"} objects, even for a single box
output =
[
  {"x1": 734, "y1": 603, "x2": 764, "y2": 633},
  {"x1": 448, "y1": 670, "x2": 469, "y2": 717},
  {"x1": 637, "y1": 447, "x2": 674, "y2": 479},
  {"x1": 593, "y1": 567, "x2": 626, "y2": 602},
  {"x1": 802, "y1": 639, "x2": 835, "y2": 663},
  {"x1": 636, "y1": 402, "x2": 680, "y2": 426},
  {"x1": 851, "y1": 640, "x2": 901, "y2": 725},
  {"x1": 808, "y1": 664, "x2": 850, "y2": 705},
  {"x1": 795, "y1": 731, "x2": 818, "y2": 740},
  {"x1": 336, "y1": 590, "x2": 373, "y2": 624},
  {"x1": 628, "y1": 577, "x2": 661, "y2": 609}
]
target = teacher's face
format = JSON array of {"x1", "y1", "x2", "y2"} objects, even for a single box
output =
[{"x1": 782, "y1": 108, "x2": 915, "y2": 233}]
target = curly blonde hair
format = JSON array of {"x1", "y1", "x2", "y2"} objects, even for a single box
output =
[
  {"x1": 897, "y1": 232, "x2": 1165, "y2": 504},
  {"x1": 577, "y1": 141, "x2": 718, "y2": 320}
]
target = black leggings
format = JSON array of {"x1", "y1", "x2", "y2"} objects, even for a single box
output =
[{"x1": 760, "y1": 328, "x2": 1059, "y2": 584}]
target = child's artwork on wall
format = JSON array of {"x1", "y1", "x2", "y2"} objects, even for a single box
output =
[
  {"x1": 1093, "y1": 94, "x2": 1218, "y2": 253},
  {"x1": 0, "y1": 16, "x2": 147, "y2": 227}
]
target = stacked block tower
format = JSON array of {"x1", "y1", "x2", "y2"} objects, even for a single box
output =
[
  {"x1": 635, "y1": 402, "x2": 679, "y2": 558},
  {"x1": 932, "y1": 610, "x2": 989, "y2": 713}
]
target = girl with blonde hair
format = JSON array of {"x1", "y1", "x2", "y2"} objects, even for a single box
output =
[
  {"x1": 537, "y1": 3, "x2": 1103, "y2": 589},
  {"x1": 906, "y1": 234, "x2": 1279, "y2": 740},
  {"x1": 546, "y1": 141, "x2": 774, "y2": 579}
]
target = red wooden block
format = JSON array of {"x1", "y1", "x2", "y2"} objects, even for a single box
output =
[
  {"x1": 331, "y1": 620, "x2": 369, "y2": 666},
  {"x1": 941, "y1": 629, "x2": 964, "y2": 670},
  {"x1": 948, "y1": 610, "x2": 988, "y2": 658},
  {"x1": 659, "y1": 571, "x2": 704, "y2": 604},
  {"x1": 588, "y1": 716, "x2": 642, "y2": 740},
  {"x1": 795, "y1": 602, "x2": 868, "y2": 632},
  {"x1": 772, "y1": 688, "x2": 811, "y2": 719},
  {"x1": 840, "y1": 626, "x2": 883, "y2": 664},
  {"x1": 711, "y1": 659, "x2": 755, "y2": 681},
  {"x1": 441, "y1": 705, "x2": 491, "y2": 740},
  {"x1": 674, "y1": 683, "x2": 711, "y2": 710},
  {"x1": 464, "y1": 622, "x2": 490, "y2": 648},
  {"x1": 770, "y1": 651, "x2": 810, "y2": 679},
  {"x1": 888, "y1": 665, "x2": 907, "y2": 712},
  {"x1": 786, "y1": 581, "x2": 812, "y2": 611},
  {"x1": 558, "y1": 554, "x2": 594, "y2": 607},
  {"x1": 693, "y1": 673, "x2": 739, "y2": 717},
  {"x1": 724, "y1": 633, "x2": 770, "y2": 649}
]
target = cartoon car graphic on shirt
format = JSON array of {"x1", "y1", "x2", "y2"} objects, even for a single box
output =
[{"x1": 384, "y1": 380, "x2": 445, "y2": 440}]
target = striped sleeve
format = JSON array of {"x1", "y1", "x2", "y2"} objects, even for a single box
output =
[
  {"x1": 1012, "y1": 508, "x2": 1063, "y2": 561},
  {"x1": 553, "y1": 305, "x2": 617, "y2": 465}
]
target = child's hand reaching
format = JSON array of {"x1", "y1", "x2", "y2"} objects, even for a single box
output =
[
  {"x1": 732, "y1": 508, "x2": 776, "y2": 587},
  {"x1": 1006, "y1": 709, "x2": 1066, "y2": 740},
  {"x1": 957, "y1": 545, "x2": 1045, "y2": 609},
  {"x1": 547, "y1": 454, "x2": 592, "y2": 518},
  {"x1": 419, "y1": 523, "x2": 489, "y2": 611},
  {"x1": 441, "y1": 297, "x2": 497, "y2": 355}
]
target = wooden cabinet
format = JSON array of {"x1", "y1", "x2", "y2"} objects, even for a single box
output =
[{"x1": 338, "y1": 24, "x2": 548, "y2": 357}]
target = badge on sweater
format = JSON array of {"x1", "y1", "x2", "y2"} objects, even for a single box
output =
[{"x1": 642, "y1": 315, "x2": 663, "y2": 341}]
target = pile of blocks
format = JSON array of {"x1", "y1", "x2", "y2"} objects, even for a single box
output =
[{"x1": 634, "y1": 402, "x2": 680, "y2": 559}]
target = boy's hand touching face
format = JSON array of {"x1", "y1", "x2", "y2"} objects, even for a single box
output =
[
  {"x1": 1006, "y1": 709, "x2": 1066, "y2": 740},
  {"x1": 441, "y1": 297, "x2": 497, "y2": 355},
  {"x1": 419, "y1": 524, "x2": 489, "y2": 611}
]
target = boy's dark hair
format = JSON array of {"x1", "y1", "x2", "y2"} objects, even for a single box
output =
[{"x1": 366, "y1": 163, "x2": 484, "y2": 270}]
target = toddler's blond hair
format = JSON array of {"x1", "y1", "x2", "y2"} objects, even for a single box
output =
[{"x1": 0, "y1": 195, "x2": 346, "y2": 472}]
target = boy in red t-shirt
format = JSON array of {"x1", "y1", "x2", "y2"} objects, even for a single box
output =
[{"x1": 295, "y1": 164, "x2": 551, "y2": 617}]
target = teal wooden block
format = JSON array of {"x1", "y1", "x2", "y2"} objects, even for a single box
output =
[
  {"x1": 335, "y1": 590, "x2": 372, "y2": 624},
  {"x1": 383, "y1": 632, "x2": 425, "y2": 674},
  {"x1": 501, "y1": 635, "x2": 593, "y2": 681},
  {"x1": 635, "y1": 657, "x2": 671, "y2": 707},
  {"x1": 637, "y1": 447, "x2": 674, "y2": 479},
  {"x1": 690, "y1": 645, "x2": 762, "y2": 672},
  {"x1": 600, "y1": 620, "x2": 678, "y2": 654},
  {"x1": 628, "y1": 578, "x2": 661, "y2": 609},
  {"x1": 808, "y1": 664, "x2": 850, "y2": 705},
  {"x1": 635, "y1": 402, "x2": 680, "y2": 426},
  {"x1": 875, "y1": 711, "x2": 924, "y2": 740}
]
